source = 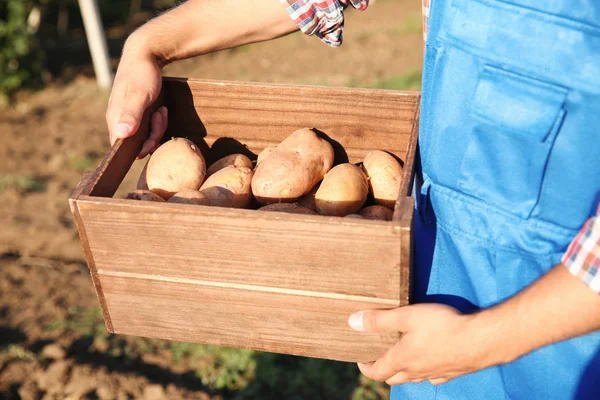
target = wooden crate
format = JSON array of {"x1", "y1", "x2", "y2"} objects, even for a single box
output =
[{"x1": 69, "y1": 78, "x2": 419, "y2": 363}]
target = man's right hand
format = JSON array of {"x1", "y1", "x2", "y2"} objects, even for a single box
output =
[
  {"x1": 106, "y1": 33, "x2": 168, "y2": 159},
  {"x1": 104, "y1": 0, "x2": 299, "y2": 158}
]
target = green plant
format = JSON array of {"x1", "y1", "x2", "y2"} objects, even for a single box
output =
[
  {"x1": 194, "y1": 346, "x2": 257, "y2": 391},
  {"x1": 2, "y1": 344, "x2": 37, "y2": 361},
  {"x1": 66, "y1": 152, "x2": 99, "y2": 172},
  {"x1": 0, "y1": 174, "x2": 47, "y2": 192},
  {"x1": 0, "y1": 1, "x2": 45, "y2": 104}
]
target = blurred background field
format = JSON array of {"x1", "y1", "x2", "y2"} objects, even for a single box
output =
[{"x1": 0, "y1": 1, "x2": 423, "y2": 398}]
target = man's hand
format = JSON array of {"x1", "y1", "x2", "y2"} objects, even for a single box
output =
[
  {"x1": 348, "y1": 304, "x2": 503, "y2": 385},
  {"x1": 105, "y1": 0, "x2": 298, "y2": 156},
  {"x1": 349, "y1": 264, "x2": 600, "y2": 386},
  {"x1": 106, "y1": 34, "x2": 167, "y2": 158}
]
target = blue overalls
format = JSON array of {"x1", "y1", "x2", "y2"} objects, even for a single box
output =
[{"x1": 391, "y1": 0, "x2": 600, "y2": 399}]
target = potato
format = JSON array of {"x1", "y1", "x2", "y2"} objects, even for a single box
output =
[
  {"x1": 258, "y1": 203, "x2": 317, "y2": 215},
  {"x1": 136, "y1": 160, "x2": 149, "y2": 190},
  {"x1": 297, "y1": 183, "x2": 320, "y2": 211},
  {"x1": 207, "y1": 154, "x2": 253, "y2": 177},
  {"x1": 252, "y1": 128, "x2": 334, "y2": 204},
  {"x1": 200, "y1": 165, "x2": 254, "y2": 208},
  {"x1": 146, "y1": 138, "x2": 207, "y2": 199},
  {"x1": 344, "y1": 214, "x2": 364, "y2": 219},
  {"x1": 168, "y1": 189, "x2": 210, "y2": 205},
  {"x1": 360, "y1": 205, "x2": 393, "y2": 221},
  {"x1": 256, "y1": 146, "x2": 275, "y2": 167},
  {"x1": 315, "y1": 164, "x2": 368, "y2": 216},
  {"x1": 362, "y1": 150, "x2": 403, "y2": 209},
  {"x1": 125, "y1": 190, "x2": 165, "y2": 202}
]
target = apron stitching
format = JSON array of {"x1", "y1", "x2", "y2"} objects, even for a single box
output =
[
  {"x1": 435, "y1": 219, "x2": 567, "y2": 260},
  {"x1": 430, "y1": 183, "x2": 581, "y2": 236}
]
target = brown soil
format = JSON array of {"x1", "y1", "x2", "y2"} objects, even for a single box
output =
[{"x1": 0, "y1": 1, "x2": 422, "y2": 398}]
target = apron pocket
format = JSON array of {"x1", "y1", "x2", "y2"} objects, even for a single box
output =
[{"x1": 457, "y1": 65, "x2": 567, "y2": 219}]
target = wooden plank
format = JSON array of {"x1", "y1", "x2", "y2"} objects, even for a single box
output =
[
  {"x1": 77, "y1": 197, "x2": 404, "y2": 302},
  {"x1": 162, "y1": 78, "x2": 418, "y2": 165},
  {"x1": 68, "y1": 179, "x2": 114, "y2": 332},
  {"x1": 101, "y1": 273, "x2": 400, "y2": 363},
  {"x1": 393, "y1": 101, "x2": 419, "y2": 223},
  {"x1": 398, "y1": 197, "x2": 414, "y2": 305}
]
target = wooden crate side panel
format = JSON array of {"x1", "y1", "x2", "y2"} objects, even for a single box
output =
[
  {"x1": 69, "y1": 198, "x2": 114, "y2": 332},
  {"x1": 162, "y1": 79, "x2": 418, "y2": 164},
  {"x1": 399, "y1": 198, "x2": 415, "y2": 305},
  {"x1": 101, "y1": 273, "x2": 399, "y2": 363},
  {"x1": 78, "y1": 199, "x2": 403, "y2": 302}
]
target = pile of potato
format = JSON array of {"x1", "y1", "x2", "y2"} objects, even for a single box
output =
[{"x1": 126, "y1": 128, "x2": 403, "y2": 221}]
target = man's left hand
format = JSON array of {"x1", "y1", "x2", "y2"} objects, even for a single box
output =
[{"x1": 348, "y1": 304, "x2": 500, "y2": 386}]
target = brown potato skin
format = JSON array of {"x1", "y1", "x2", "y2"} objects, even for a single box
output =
[
  {"x1": 297, "y1": 183, "x2": 320, "y2": 212},
  {"x1": 258, "y1": 203, "x2": 317, "y2": 215},
  {"x1": 359, "y1": 205, "x2": 393, "y2": 221},
  {"x1": 362, "y1": 150, "x2": 403, "y2": 209},
  {"x1": 200, "y1": 165, "x2": 254, "y2": 208},
  {"x1": 256, "y1": 146, "x2": 275, "y2": 167},
  {"x1": 207, "y1": 154, "x2": 253, "y2": 177},
  {"x1": 252, "y1": 128, "x2": 334, "y2": 204},
  {"x1": 125, "y1": 190, "x2": 165, "y2": 202},
  {"x1": 146, "y1": 138, "x2": 207, "y2": 199},
  {"x1": 315, "y1": 163, "x2": 368, "y2": 216},
  {"x1": 168, "y1": 189, "x2": 210, "y2": 205},
  {"x1": 136, "y1": 160, "x2": 149, "y2": 190}
]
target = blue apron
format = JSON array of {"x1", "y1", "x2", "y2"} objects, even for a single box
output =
[{"x1": 391, "y1": 0, "x2": 600, "y2": 399}]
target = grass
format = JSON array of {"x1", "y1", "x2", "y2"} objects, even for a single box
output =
[
  {"x1": 356, "y1": 11, "x2": 422, "y2": 40},
  {"x1": 46, "y1": 307, "x2": 390, "y2": 398},
  {"x1": 395, "y1": 12, "x2": 423, "y2": 35},
  {"x1": 65, "y1": 152, "x2": 99, "y2": 172},
  {"x1": 299, "y1": 69, "x2": 422, "y2": 91},
  {"x1": 1, "y1": 344, "x2": 37, "y2": 361},
  {"x1": 0, "y1": 174, "x2": 47, "y2": 192},
  {"x1": 366, "y1": 70, "x2": 422, "y2": 90}
]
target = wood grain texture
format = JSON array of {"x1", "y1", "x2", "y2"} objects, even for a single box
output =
[
  {"x1": 162, "y1": 78, "x2": 419, "y2": 165},
  {"x1": 393, "y1": 102, "x2": 420, "y2": 223},
  {"x1": 101, "y1": 273, "x2": 400, "y2": 363},
  {"x1": 77, "y1": 197, "x2": 404, "y2": 302},
  {"x1": 68, "y1": 173, "x2": 114, "y2": 332}
]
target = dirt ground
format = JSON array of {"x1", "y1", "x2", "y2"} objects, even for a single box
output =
[{"x1": 0, "y1": 1, "x2": 423, "y2": 398}]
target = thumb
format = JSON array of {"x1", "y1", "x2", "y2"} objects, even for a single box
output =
[
  {"x1": 114, "y1": 87, "x2": 154, "y2": 140},
  {"x1": 348, "y1": 306, "x2": 416, "y2": 333}
]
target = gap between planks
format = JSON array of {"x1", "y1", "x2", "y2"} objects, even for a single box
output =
[{"x1": 97, "y1": 270, "x2": 400, "y2": 306}]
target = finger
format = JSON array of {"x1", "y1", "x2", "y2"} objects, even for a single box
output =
[
  {"x1": 429, "y1": 378, "x2": 449, "y2": 386},
  {"x1": 114, "y1": 86, "x2": 155, "y2": 141},
  {"x1": 150, "y1": 106, "x2": 168, "y2": 150},
  {"x1": 385, "y1": 372, "x2": 411, "y2": 386},
  {"x1": 357, "y1": 359, "x2": 396, "y2": 383},
  {"x1": 349, "y1": 306, "x2": 416, "y2": 333},
  {"x1": 106, "y1": 85, "x2": 126, "y2": 145},
  {"x1": 138, "y1": 107, "x2": 168, "y2": 159}
]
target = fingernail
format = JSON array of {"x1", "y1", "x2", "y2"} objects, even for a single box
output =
[
  {"x1": 115, "y1": 123, "x2": 132, "y2": 138},
  {"x1": 348, "y1": 312, "x2": 364, "y2": 331},
  {"x1": 159, "y1": 106, "x2": 168, "y2": 116}
]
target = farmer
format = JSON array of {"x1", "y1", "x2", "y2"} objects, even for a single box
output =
[{"x1": 106, "y1": 1, "x2": 600, "y2": 399}]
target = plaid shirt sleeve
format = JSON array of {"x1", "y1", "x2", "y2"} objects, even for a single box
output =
[
  {"x1": 562, "y1": 204, "x2": 600, "y2": 293},
  {"x1": 279, "y1": 0, "x2": 369, "y2": 47}
]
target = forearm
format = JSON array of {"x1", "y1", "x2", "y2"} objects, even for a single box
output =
[
  {"x1": 126, "y1": 0, "x2": 298, "y2": 66},
  {"x1": 471, "y1": 264, "x2": 600, "y2": 367}
]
